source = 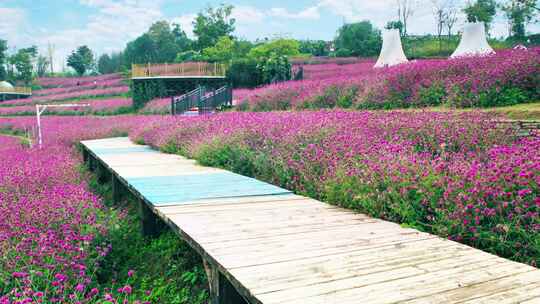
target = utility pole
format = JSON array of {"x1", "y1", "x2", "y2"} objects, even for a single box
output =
[{"x1": 47, "y1": 42, "x2": 55, "y2": 74}]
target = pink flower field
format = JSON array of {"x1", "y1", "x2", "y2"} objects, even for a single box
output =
[
  {"x1": 0, "y1": 47, "x2": 538, "y2": 304},
  {"x1": 0, "y1": 98, "x2": 133, "y2": 116},
  {"x1": 131, "y1": 111, "x2": 539, "y2": 266},
  {"x1": 0, "y1": 116, "x2": 181, "y2": 303},
  {"x1": 234, "y1": 48, "x2": 540, "y2": 111},
  {"x1": 1, "y1": 87, "x2": 130, "y2": 106}
]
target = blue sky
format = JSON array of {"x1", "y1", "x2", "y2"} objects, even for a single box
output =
[{"x1": 1, "y1": 0, "x2": 538, "y2": 71}]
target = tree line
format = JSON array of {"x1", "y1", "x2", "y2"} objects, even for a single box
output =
[{"x1": 0, "y1": 0, "x2": 537, "y2": 85}]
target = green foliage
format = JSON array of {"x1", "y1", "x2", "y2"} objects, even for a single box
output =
[
  {"x1": 67, "y1": 45, "x2": 95, "y2": 76},
  {"x1": 502, "y1": 0, "x2": 538, "y2": 39},
  {"x1": 9, "y1": 48, "x2": 36, "y2": 84},
  {"x1": 175, "y1": 50, "x2": 201, "y2": 63},
  {"x1": 299, "y1": 40, "x2": 329, "y2": 57},
  {"x1": 193, "y1": 4, "x2": 236, "y2": 51},
  {"x1": 463, "y1": 0, "x2": 497, "y2": 33},
  {"x1": 248, "y1": 39, "x2": 300, "y2": 59},
  {"x1": 86, "y1": 171, "x2": 208, "y2": 304},
  {"x1": 418, "y1": 83, "x2": 446, "y2": 106},
  {"x1": 226, "y1": 58, "x2": 262, "y2": 88},
  {"x1": 0, "y1": 39, "x2": 7, "y2": 81},
  {"x1": 334, "y1": 21, "x2": 382, "y2": 57},
  {"x1": 148, "y1": 21, "x2": 183, "y2": 63},
  {"x1": 258, "y1": 54, "x2": 291, "y2": 84},
  {"x1": 98, "y1": 52, "x2": 124, "y2": 74},
  {"x1": 385, "y1": 20, "x2": 404, "y2": 36},
  {"x1": 298, "y1": 85, "x2": 358, "y2": 109},
  {"x1": 132, "y1": 79, "x2": 168, "y2": 109},
  {"x1": 202, "y1": 36, "x2": 235, "y2": 62},
  {"x1": 124, "y1": 21, "x2": 192, "y2": 67},
  {"x1": 36, "y1": 55, "x2": 49, "y2": 77},
  {"x1": 124, "y1": 34, "x2": 159, "y2": 65}
]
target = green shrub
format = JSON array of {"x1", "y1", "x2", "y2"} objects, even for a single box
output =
[{"x1": 226, "y1": 59, "x2": 262, "y2": 88}]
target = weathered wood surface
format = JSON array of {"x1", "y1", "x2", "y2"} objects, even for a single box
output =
[{"x1": 81, "y1": 137, "x2": 540, "y2": 304}]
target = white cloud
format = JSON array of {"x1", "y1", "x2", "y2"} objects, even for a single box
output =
[
  {"x1": 36, "y1": 0, "x2": 164, "y2": 72},
  {"x1": 269, "y1": 6, "x2": 321, "y2": 20},
  {"x1": 232, "y1": 6, "x2": 266, "y2": 23},
  {"x1": 0, "y1": 7, "x2": 32, "y2": 49}
]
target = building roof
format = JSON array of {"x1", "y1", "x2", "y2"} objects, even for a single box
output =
[{"x1": 0, "y1": 81, "x2": 14, "y2": 91}]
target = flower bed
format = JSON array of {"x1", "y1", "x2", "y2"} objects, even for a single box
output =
[
  {"x1": 37, "y1": 74, "x2": 122, "y2": 89},
  {"x1": 0, "y1": 87, "x2": 130, "y2": 107},
  {"x1": 0, "y1": 98, "x2": 133, "y2": 116},
  {"x1": 130, "y1": 110, "x2": 539, "y2": 266},
  {"x1": 34, "y1": 78, "x2": 126, "y2": 97},
  {"x1": 0, "y1": 115, "x2": 210, "y2": 303},
  {"x1": 235, "y1": 48, "x2": 540, "y2": 111},
  {"x1": 139, "y1": 97, "x2": 171, "y2": 114}
]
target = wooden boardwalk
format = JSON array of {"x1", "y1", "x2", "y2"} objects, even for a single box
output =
[{"x1": 80, "y1": 137, "x2": 540, "y2": 304}]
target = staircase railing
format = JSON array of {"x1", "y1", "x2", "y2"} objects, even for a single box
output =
[
  {"x1": 171, "y1": 85, "x2": 232, "y2": 115},
  {"x1": 171, "y1": 87, "x2": 202, "y2": 115},
  {"x1": 199, "y1": 86, "x2": 233, "y2": 114}
]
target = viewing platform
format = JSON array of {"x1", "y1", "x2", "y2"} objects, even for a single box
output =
[
  {"x1": 131, "y1": 62, "x2": 227, "y2": 80},
  {"x1": 0, "y1": 82, "x2": 32, "y2": 101},
  {"x1": 81, "y1": 137, "x2": 540, "y2": 304}
]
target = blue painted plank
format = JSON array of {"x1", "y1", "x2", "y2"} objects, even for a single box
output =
[
  {"x1": 126, "y1": 172, "x2": 248, "y2": 187},
  {"x1": 124, "y1": 172, "x2": 291, "y2": 205},
  {"x1": 91, "y1": 147, "x2": 155, "y2": 155},
  {"x1": 142, "y1": 183, "x2": 288, "y2": 199}
]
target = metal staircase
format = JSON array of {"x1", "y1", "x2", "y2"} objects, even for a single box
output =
[{"x1": 171, "y1": 86, "x2": 232, "y2": 116}]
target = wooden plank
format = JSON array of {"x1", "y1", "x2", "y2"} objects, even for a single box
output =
[
  {"x1": 408, "y1": 275, "x2": 540, "y2": 304},
  {"x1": 81, "y1": 138, "x2": 540, "y2": 304},
  {"x1": 262, "y1": 259, "x2": 532, "y2": 304}
]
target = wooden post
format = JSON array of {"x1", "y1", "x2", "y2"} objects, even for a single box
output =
[
  {"x1": 87, "y1": 154, "x2": 96, "y2": 172},
  {"x1": 203, "y1": 260, "x2": 249, "y2": 304},
  {"x1": 204, "y1": 260, "x2": 220, "y2": 304},
  {"x1": 111, "y1": 174, "x2": 122, "y2": 203},
  {"x1": 139, "y1": 199, "x2": 165, "y2": 237},
  {"x1": 82, "y1": 148, "x2": 89, "y2": 164}
]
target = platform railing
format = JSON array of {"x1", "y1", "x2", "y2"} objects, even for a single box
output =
[
  {"x1": 132, "y1": 62, "x2": 228, "y2": 78},
  {"x1": 0, "y1": 86, "x2": 32, "y2": 94}
]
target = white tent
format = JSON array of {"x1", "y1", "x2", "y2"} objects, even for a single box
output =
[
  {"x1": 451, "y1": 22, "x2": 495, "y2": 58},
  {"x1": 374, "y1": 29, "x2": 409, "y2": 68}
]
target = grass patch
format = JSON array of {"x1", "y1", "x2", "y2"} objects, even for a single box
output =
[{"x1": 82, "y1": 164, "x2": 209, "y2": 304}]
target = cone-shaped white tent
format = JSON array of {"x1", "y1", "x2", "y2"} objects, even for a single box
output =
[
  {"x1": 374, "y1": 29, "x2": 408, "y2": 68},
  {"x1": 451, "y1": 22, "x2": 494, "y2": 58}
]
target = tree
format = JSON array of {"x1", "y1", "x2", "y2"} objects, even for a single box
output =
[
  {"x1": 47, "y1": 42, "x2": 55, "y2": 74},
  {"x1": 202, "y1": 36, "x2": 235, "y2": 62},
  {"x1": 334, "y1": 21, "x2": 382, "y2": 57},
  {"x1": 431, "y1": 0, "x2": 455, "y2": 51},
  {"x1": 172, "y1": 23, "x2": 192, "y2": 51},
  {"x1": 193, "y1": 4, "x2": 236, "y2": 51},
  {"x1": 446, "y1": 7, "x2": 459, "y2": 38},
  {"x1": 248, "y1": 39, "x2": 301, "y2": 59},
  {"x1": 502, "y1": 0, "x2": 538, "y2": 39},
  {"x1": 463, "y1": 0, "x2": 497, "y2": 34},
  {"x1": 67, "y1": 45, "x2": 94, "y2": 76},
  {"x1": 36, "y1": 55, "x2": 49, "y2": 77},
  {"x1": 98, "y1": 54, "x2": 112, "y2": 74},
  {"x1": 397, "y1": 0, "x2": 415, "y2": 36},
  {"x1": 9, "y1": 49, "x2": 34, "y2": 84},
  {"x1": 385, "y1": 21, "x2": 404, "y2": 36},
  {"x1": 123, "y1": 21, "x2": 193, "y2": 68},
  {"x1": 299, "y1": 40, "x2": 329, "y2": 56},
  {"x1": 124, "y1": 34, "x2": 158, "y2": 67},
  {"x1": 0, "y1": 40, "x2": 7, "y2": 81},
  {"x1": 148, "y1": 21, "x2": 181, "y2": 63}
]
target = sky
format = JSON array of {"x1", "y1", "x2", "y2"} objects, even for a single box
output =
[{"x1": 1, "y1": 0, "x2": 538, "y2": 72}]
